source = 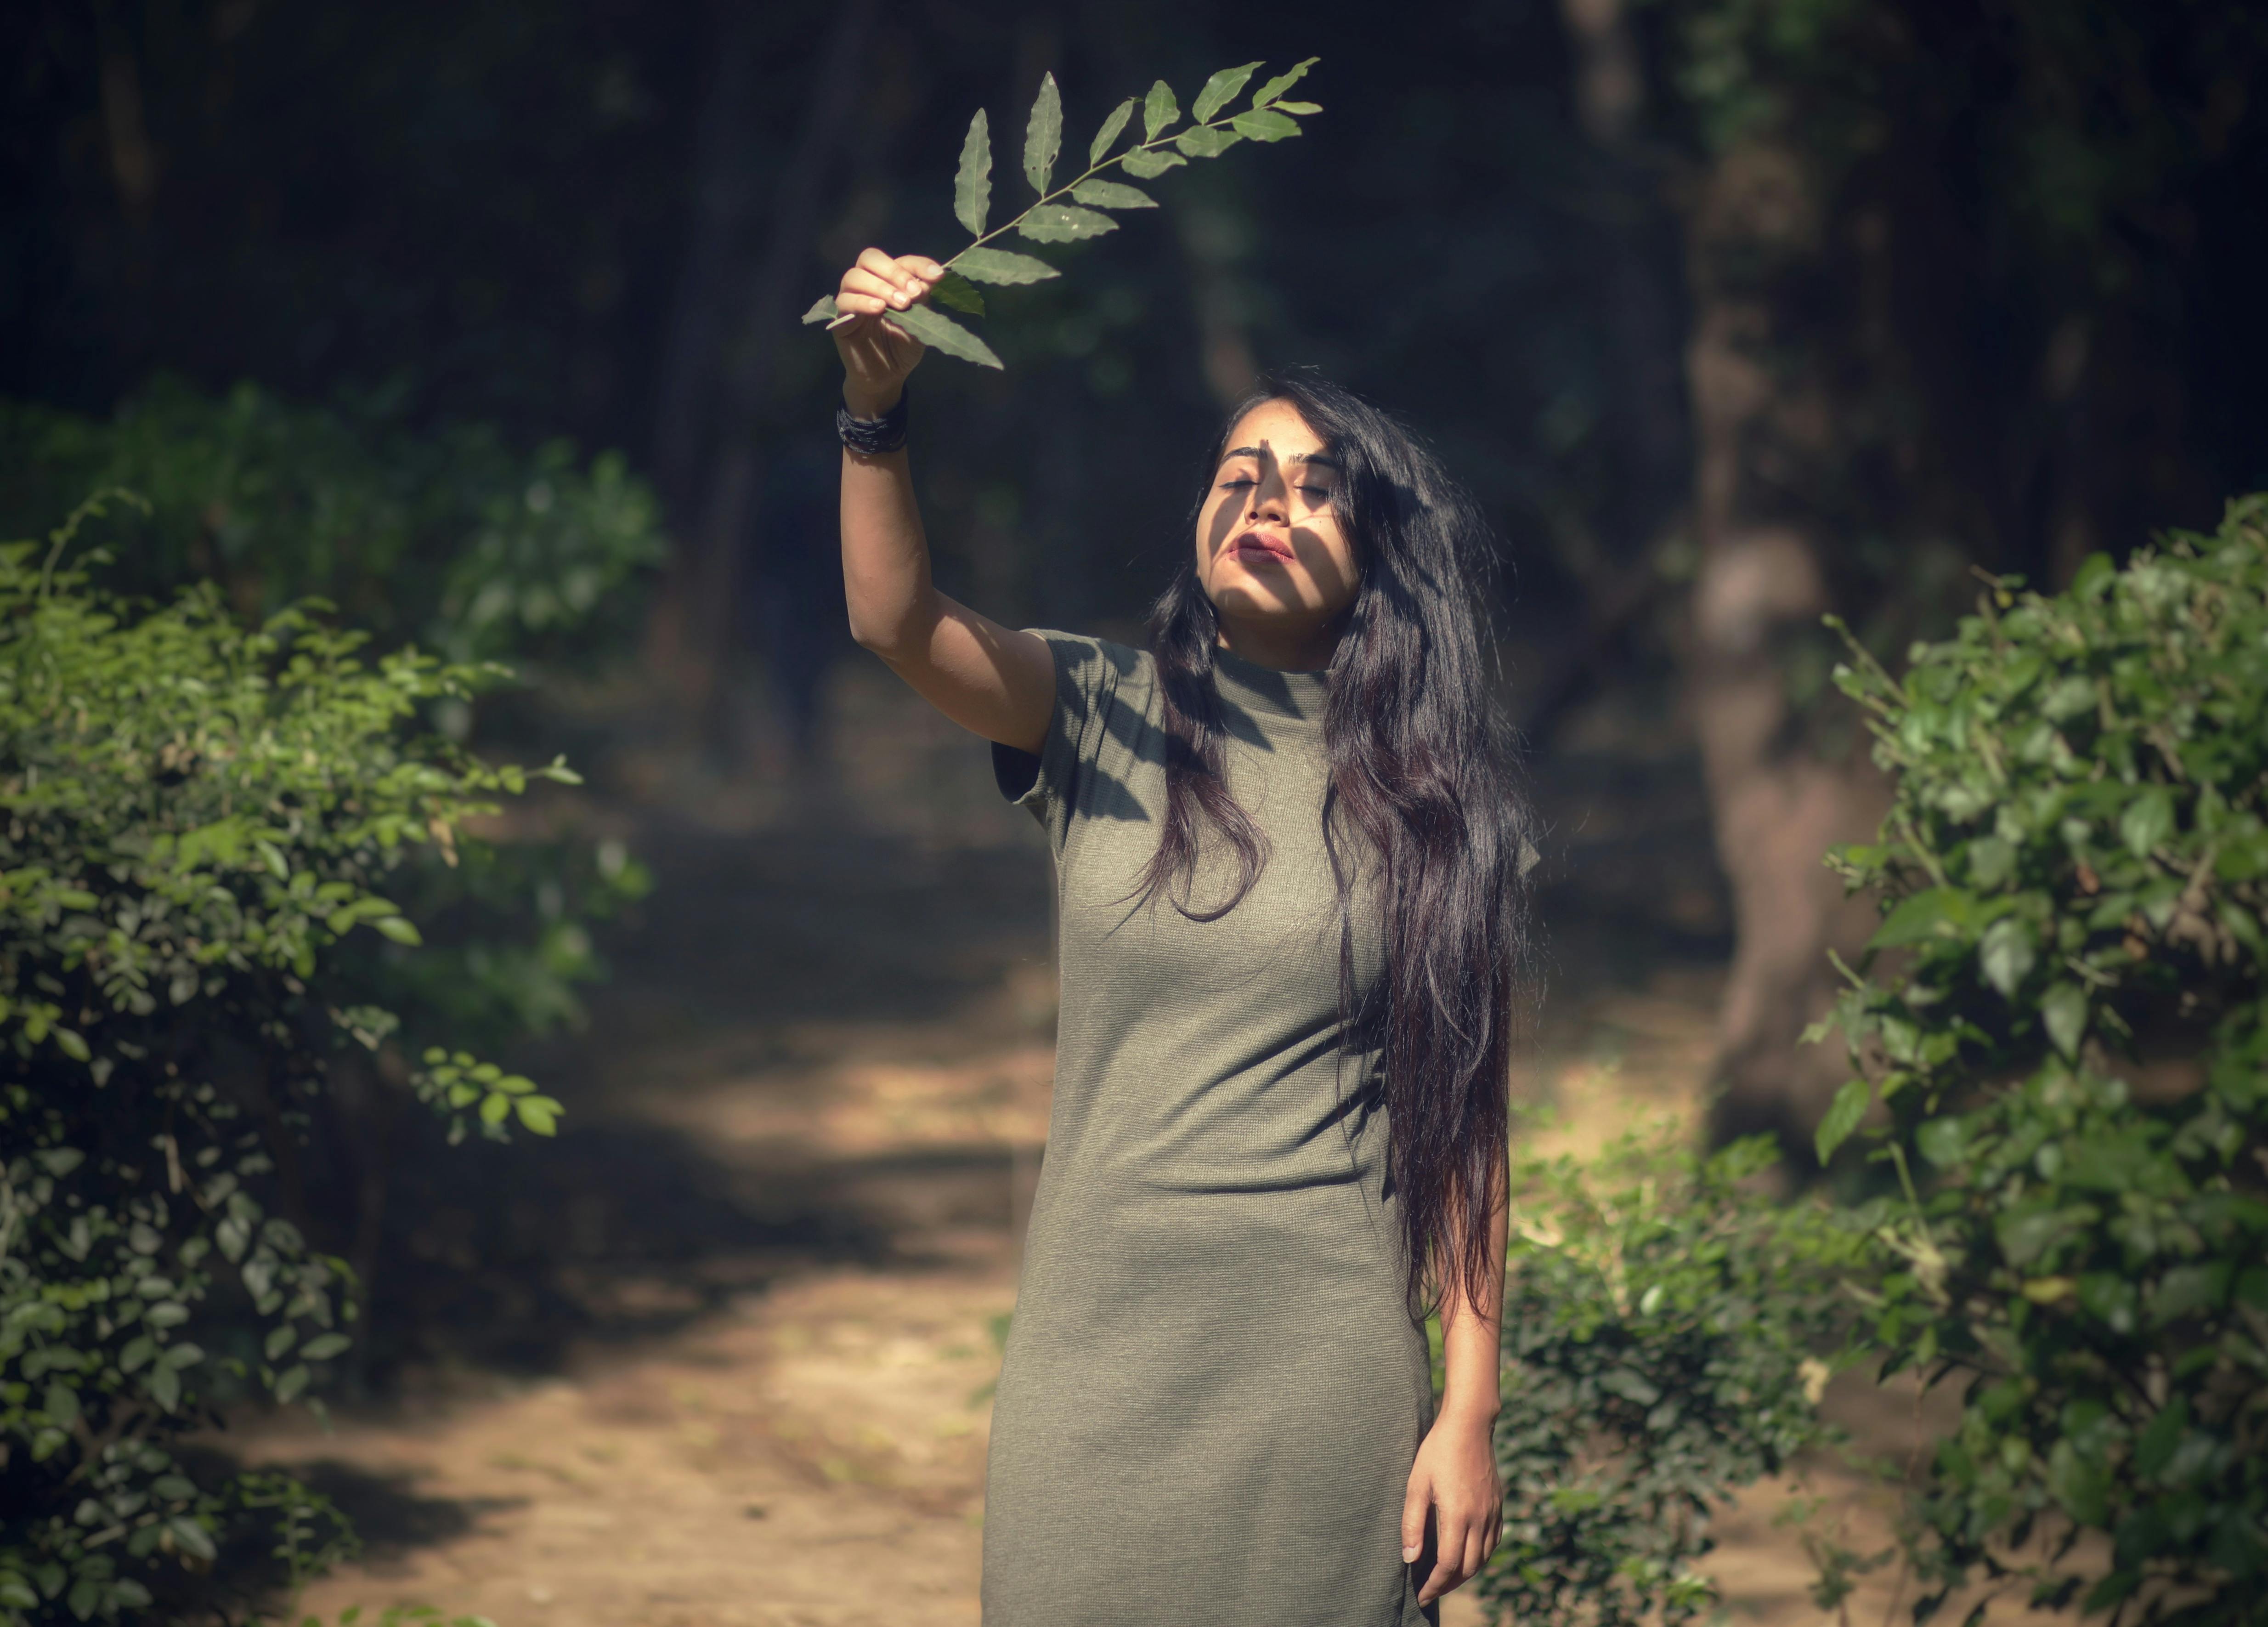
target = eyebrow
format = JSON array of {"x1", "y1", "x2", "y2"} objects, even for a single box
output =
[{"x1": 1220, "y1": 445, "x2": 1341, "y2": 470}]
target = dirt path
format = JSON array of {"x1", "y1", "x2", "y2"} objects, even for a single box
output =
[{"x1": 239, "y1": 665, "x2": 1937, "y2": 1627}]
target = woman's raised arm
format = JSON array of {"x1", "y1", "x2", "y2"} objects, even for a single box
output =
[{"x1": 831, "y1": 248, "x2": 1055, "y2": 755}]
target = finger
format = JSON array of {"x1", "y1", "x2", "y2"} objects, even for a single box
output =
[
  {"x1": 899, "y1": 254, "x2": 948, "y2": 281},
  {"x1": 834, "y1": 286, "x2": 894, "y2": 318},
  {"x1": 1462, "y1": 1521, "x2": 1491, "y2": 1586},
  {"x1": 854, "y1": 247, "x2": 924, "y2": 299},
  {"x1": 1421, "y1": 1515, "x2": 1466, "y2": 1603},
  {"x1": 843, "y1": 267, "x2": 912, "y2": 310},
  {"x1": 1399, "y1": 1475, "x2": 1429, "y2": 1565},
  {"x1": 855, "y1": 245, "x2": 909, "y2": 282}
]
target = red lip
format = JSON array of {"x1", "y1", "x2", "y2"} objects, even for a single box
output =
[{"x1": 1229, "y1": 531, "x2": 1295, "y2": 563}]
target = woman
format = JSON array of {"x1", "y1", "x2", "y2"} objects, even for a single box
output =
[{"x1": 831, "y1": 247, "x2": 1537, "y2": 1625}]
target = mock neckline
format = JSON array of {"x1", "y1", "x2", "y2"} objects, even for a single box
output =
[{"x1": 1210, "y1": 645, "x2": 1331, "y2": 725}]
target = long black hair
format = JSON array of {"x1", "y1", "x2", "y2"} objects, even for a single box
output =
[{"x1": 1135, "y1": 371, "x2": 1540, "y2": 1322}]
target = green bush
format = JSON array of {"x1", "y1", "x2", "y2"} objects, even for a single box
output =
[
  {"x1": 1480, "y1": 1123, "x2": 1865, "y2": 1627},
  {"x1": 0, "y1": 377, "x2": 667, "y2": 665},
  {"x1": 1815, "y1": 497, "x2": 2268, "y2": 1623},
  {"x1": 0, "y1": 497, "x2": 594, "y2": 1622}
]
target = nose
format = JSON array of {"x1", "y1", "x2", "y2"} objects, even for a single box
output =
[{"x1": 1248, "y1": 476, "x2": 1289, "y2": 523}]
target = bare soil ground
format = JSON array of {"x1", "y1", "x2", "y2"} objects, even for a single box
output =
[{"x1": 232, "y1": 663, "x2": 1964, "y2": 1627}]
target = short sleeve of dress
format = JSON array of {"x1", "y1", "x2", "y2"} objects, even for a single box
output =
[{"x1": 990, "y1": 629, "x2": 1139, "y2": 854}]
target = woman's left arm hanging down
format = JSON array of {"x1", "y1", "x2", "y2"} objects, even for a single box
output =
[{"x1": 1402, "y1": 1163, "x2": 1508, "y2": 1607}]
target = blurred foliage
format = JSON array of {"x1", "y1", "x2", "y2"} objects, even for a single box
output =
[
  {"x1": 1480, "y1": 1123, "x2": 1866, "y2": 1627},
  {"x1": 1814, "y1": 498, "x2": 2268, "y2": 1623},
  {"x1": 1640, "y1": 0, "x2": 2268, "y2": 748},
  {"x1": 0, "y1": 496, "x2": 595, "y2": 1623},
  {"x1": 0, "y1": 377, "x2": 667, "y2": 665}
]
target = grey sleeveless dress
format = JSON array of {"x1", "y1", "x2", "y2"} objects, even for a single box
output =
[{"x1": 982, "y1": 632, "x2": 1437, "y2": 1626}]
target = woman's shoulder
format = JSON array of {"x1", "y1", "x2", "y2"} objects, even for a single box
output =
[{"x1": 1024, "y1": 628, "x2": 1159, "y2": 717}]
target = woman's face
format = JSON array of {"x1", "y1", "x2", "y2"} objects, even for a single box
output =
[{"x1": 1193, "y1": 398, "x2": 1359, "y2": 668}]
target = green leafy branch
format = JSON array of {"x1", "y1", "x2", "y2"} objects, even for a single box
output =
[{"x1": 801, "y1": 58, "x2": 1320, "y2": 368}]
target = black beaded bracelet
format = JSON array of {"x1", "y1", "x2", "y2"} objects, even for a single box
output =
[{"x1": 836, "y1": 388, "x2": 908, "y2": 456}]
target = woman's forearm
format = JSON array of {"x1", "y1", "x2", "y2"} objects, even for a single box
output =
[
  {"x1": 1436, "y1": 1167, "x2": 1508, "y2": 1426},
  {"x1": 839, "y1": 422, "x2": 941, "y2": 659}
]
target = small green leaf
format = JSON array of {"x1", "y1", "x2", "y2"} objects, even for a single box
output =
[
  {"x1": 1967, "y1": 836, "x2": 2016, "y2": 889},
  {"x1": 1022, "y1": 72, "x2": 1061, "y2": 195},
  {"x1": 264, "y1": 1325, "x2": 297, "y2": 1361},
  {"x1": 2042, "y1": 981, "x2": 2087, "y2": 1058},
  {"x1": 273, "y1": 1363, "x2": 311, "y2": 1404},
  {"x1": 1174, "y1": 125, "x2": 1243, "y2": 159},
  {"x1": 480, "y1": 1090, "x2": 513, "y2": 1126},
  {"x1": 1915, "y1": 1114, "x2": 1967, "y2": 1168},
  {"x1": 148, "y1": 1361, "x2": 180, "y2": 1412},
  {"x1": 2047, "y1": 1439, "x2": 2110, "y2": 1526},
  {"x1": 951, "y1": 247, "x2": 1061, "y2": 285},
  {"x1": 1979, "y1": 916, "x2": 2037, "y2": 998},
  {"x1": 514, "y1": 1096, "x2": 561, "y2": 1136},
  {"x1": 2120, "y1": 785, "x2": 2175, "y2": 858},
  {"x1": 1142, "y1": 79, "x2": 1179, "y2": 140},
  {"x1": 885, "y1": 302, "x2": 1004, "y2": 369},
  {"x1": 955, "y1": 108, "x2": 991, "y2": 236},
  {"x1": 1230, "y1": 108, "x2": 1301, "y2": 142},
  {"x1": 800, "y1": 295, "x2": 838, "y2": 325},
  {"x1": 300, "y1": 1332, "x2": 352, "y2": 1361},
  {"x1": 930, "y1": 270, "x2": 985, "y2": 316},
  {"x1": 1191, "y1": 61, "x2": 1262, "y2": 123},
  {"x1": 1598, "y1": 1367, "x2": 1662, "y2": 1406},
  {"x1": 1089, "y1": 97, "x2": 1135, "y2": 164},
  {"x1": 1069, "y1": 178, "x2": 1155, "y2": 209},
  {"x1": 2133, "y1": 1394, "x2": 2189, "y2": 1477},
  {"x1": 1816, "y1": 1077, "x2": 1871, "y2": 1164},
  {"x1": 1250, "y1": 57, "x2": 1319, "y2": 108},
  {"x1": 1119, "y1": 147, "x2": 1188, "y2": 180},
  {"x1": 373, "y1": 916, "x2": 422, "y2": 946},
  {"x1": 1868, "y1": 886, "x2": 1969, "y2": 948},
  {"x1": 1273, "y1": 100, "x2": 1322, "y2": 115},
  {"x1": 54, "y1": 1028, "x2": 89, "y2": 1062},
  {"x1": 167, "y1": 1515, "x2": 218, "y2": 1563},
  {"x1": 1017, "y1": 204, "x2": 1118, "y2": 243}
]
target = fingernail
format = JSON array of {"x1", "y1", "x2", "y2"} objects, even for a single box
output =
[{"x1": 1402, "y1": 1544, "x2": 1421, "y2": 1561}]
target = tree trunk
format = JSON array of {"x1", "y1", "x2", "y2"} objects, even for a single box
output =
[{"x1": 1679, "y1": 143, "x2": 1887, "y2": 1149}]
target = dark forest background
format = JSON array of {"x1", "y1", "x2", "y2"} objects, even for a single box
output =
[{"x1": 7, "y1": 0, "x2": 2268, "y2": 1142}]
